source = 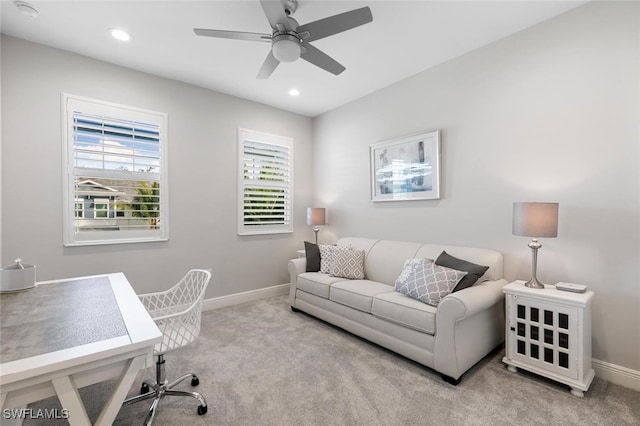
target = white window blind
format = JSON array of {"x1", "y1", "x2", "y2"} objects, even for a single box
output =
[
  {"x1": 63, "y1": 94, "x2": 168, "y2": 246},
  {"x1": 238, "y1": 128, "x2": 293, "y2": 235}
]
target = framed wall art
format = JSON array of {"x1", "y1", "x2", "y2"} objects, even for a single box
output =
[{"x1": 370, "y1": 130, "x2": 440, "y2": 202}]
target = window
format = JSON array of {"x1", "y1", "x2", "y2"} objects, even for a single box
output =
[
  {"x1": 237, "y1": 128, "x2": 293, "y2": 235},
  {"x1": 74, "y1": 199, "x2": 85, "y2": 218},
  {"x1": 63, "y1": 94, "x2": 168, "y2": 245},
  {"x1": 93, "y1": 198, "x2": 109, "y2": 218}
]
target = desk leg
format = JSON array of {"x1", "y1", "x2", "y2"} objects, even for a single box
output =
[
  {"x1": 52, "y1": 376, "x2": 92, "y2": 426},
  {"x1": 94, "y1": 355, "x2": 146, "y2": 426}
]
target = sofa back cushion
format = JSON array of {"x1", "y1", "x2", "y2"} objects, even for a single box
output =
[
  {"x1": 338, "y1": 238, "x2": 422, "y2": 285},
  {"x1": 337, "y1": 237, "x2": 504, "y2": 286},
  {"x1": 414, "y1": 244, "x2": 503, "y2": 282}
]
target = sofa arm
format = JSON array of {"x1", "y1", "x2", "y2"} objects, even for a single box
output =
[
  {"x1": 288, "y1": 258, "x2": 307, "y2": 306},
  {"x1": 434, "y1": 278, "x2": 508, "y2": 380},
  {"x1": 439, "y1": 278, "x2": 507, "y2": 319}
]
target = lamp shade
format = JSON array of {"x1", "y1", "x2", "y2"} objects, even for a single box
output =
[
  {"x1": 512, "y1": 202, "x2": 559, "y2": 238},
  {"x1": 306, "y1": 208, "x2": 326, "y2": 226}
]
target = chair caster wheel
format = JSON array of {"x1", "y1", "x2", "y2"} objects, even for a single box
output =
[
  {"x1": 191, "y1": 376, "x2": 199, "y2": 387},
  {"x1": 197, "y1": 405, "x2": 207, "y2": 415},
  {"x1": 140, "y1": 383, "x2": 150, "y2": 394}
]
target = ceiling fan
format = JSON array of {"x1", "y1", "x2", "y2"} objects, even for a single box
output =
[{"x1": 193, "y1": 0, "x2": 373, "y2": 79}]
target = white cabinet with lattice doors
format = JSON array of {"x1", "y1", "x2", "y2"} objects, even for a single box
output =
[{"x1": 502, "y1": 281, "x2": 595, "y2": 397}]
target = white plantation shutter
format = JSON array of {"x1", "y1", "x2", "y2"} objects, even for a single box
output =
[
  {"x1": 63, "y1": 94, "x2": 168, "y2": 245},
  {"x1": 238, "y1": 129, "x2": 293, "y2": 235},
  {"x1": 72, "y1": 114, "x2": 161, "y2": 173}
]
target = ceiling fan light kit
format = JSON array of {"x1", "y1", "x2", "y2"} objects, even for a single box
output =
[
  {"x1": 194, "y1": 0, "x2": 373, "y2": 79},
  {"x1": 272, "y1": 34, "x2": 301, "y2": 63}
]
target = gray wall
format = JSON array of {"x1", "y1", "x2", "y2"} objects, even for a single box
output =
[
  {"x1": 313, "y1": 2, "x2": 639, "y2": 371},
  {"x1": 1, "y1": 35, "x2": 313, "y2": 298}
]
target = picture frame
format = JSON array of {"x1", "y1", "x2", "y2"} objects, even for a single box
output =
[{"x1": 370, "y1": 130, "x2": 440, "y2": 202}]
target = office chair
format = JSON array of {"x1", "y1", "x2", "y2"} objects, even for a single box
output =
[{"x1": 123, "y1": 269, "x2": 211, "y2": 426}]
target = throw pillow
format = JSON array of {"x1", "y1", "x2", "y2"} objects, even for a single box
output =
[
  {"x1": 331, "y1": 247, "x2": 365, "y2": 280},
  {"x1": 394, "y1": 258, "x2": 467, "y2": 306},
  {"x1": 304, "y1": 241, "x2": 321, "y2": 272},
  {"x1": 318, "y1": 244, "x2": 336, "y2": 274},
  {"x1": 435, "y1": 251, "x2": 490, "y2": 292},
  {"x1": 396, "y1": 258, "x2": 425, "y2": 283}
]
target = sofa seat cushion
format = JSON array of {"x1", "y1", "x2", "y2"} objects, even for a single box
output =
[
  {"x1": 372, "y1": 291, "x2": 437, "y2": 335},
  {"x1": 329, "y1": 280, "x2": 392, "y2": 313},
  {"x1": 297, "y1": 273, "x2": 348, "y2": 299}
]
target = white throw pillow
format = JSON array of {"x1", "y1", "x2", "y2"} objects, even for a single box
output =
[
  {"x1": 331, "y1": 247, "x2": 365, "y2": 280},
  {"x1": 318, "y1": 244, "x2": 336, "y2": 273},
  {"x1": 394, "y1": 258, "x2": 467, "y2": 306}
]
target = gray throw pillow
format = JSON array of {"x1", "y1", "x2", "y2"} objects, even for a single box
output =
[
  {"x1": 435, "y1": 251, "x2": 489, "y2": 292},
  {"x1": 394, "y1": 258, "x2": 467, "y2": 306},
  {"x1": 330, "y1": 247, "x2": 365, "y2": 279},
  {"x1": 304, "y1": 241, "x2": 321, "y2": 272}
]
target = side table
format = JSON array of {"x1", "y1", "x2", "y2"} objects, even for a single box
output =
[{"x1": 502, "y1": 280, "x2": 595, "y2": 397}]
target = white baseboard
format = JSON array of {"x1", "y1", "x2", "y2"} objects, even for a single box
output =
[
  {"x1": 202, "y1": 283, "x2": 289, "y2": 311},
  {"x1": 593, "y1": 358, "x2": 640, "y2": 392}
]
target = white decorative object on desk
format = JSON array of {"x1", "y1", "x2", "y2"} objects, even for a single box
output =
[
  {"x1": 502, "y1": 280, "x2": 595, "y2": 397},
  {"x1": 0, "y1": 259, "x2": 36, "y2": 293}
]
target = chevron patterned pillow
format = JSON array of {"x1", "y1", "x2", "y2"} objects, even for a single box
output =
[
  {"x1": 394, "y1": 258, "x2": 467, "y2": 306},
  {"x1": 330, "y1": 247, "x2": 365, "y2": 279}
]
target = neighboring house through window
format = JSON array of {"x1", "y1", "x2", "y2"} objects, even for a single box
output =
[
  {"x1": 74, "y1": 198, "x2": 85, "y2": 218},
  {"x1": 63, "y1": 94, "x2": 168, "y2": 245},
  {"x1": 237, "y1": 128, "x2": 293, "y2": 235}
]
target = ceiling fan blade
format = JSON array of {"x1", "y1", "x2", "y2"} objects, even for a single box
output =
[
  {"x1": 300, "y1": 43, "x2": 345, "y2": 76},
  {"x1": 194, "y1": 28, "x2": 271, "y2": 42},
  {"x1": 297, "y1": 7, "x2": 372, "y2": 43},
  {"x1": 257, "y1": 51, "x2": 281, "y2": 79},
  {"x1": 260, "y1": 0, "x2": 293, "y2": 32}
]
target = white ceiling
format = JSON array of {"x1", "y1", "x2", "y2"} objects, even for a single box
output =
[{"x1": 1, "y1": 0, "x2": 586, "y2": 117}]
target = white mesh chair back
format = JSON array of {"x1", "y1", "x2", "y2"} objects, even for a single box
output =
[{"x1": 139, "y1": 269, "x2": 211, "y2": 355}]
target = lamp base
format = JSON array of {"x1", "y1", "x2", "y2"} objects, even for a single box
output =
[
  {"x1": 523, "y1": 276, "x2": 546, "y2": 289},
  {"x1": 524, "y1": 238, "x2": 545, "y2": 289}
]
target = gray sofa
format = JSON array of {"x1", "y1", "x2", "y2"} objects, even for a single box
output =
[{"x1": 288, "y1": 237, "x2": 508, "y2": 384}]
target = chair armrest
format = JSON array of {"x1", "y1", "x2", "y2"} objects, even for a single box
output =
[
  {"x1": 288, "y1": 258, "x2": 307, "y2": 306},
  {"x1": 434, "y1": 278, "x2": 508, "y2": 379}
]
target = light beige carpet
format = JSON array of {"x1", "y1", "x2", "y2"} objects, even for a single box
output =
[{"x1": 25, "y1": 295, "x2": 640, "y2": 425}]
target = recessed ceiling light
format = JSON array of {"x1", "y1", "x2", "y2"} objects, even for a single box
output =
[
  {"x1": 15, "y1": 1, "x2": 38, "y2": 18},
  {"x1": 109, "y1": 28, "x2": 131, "y2": 42},
  {"x1": 289, "y1": 89, "x2": 300, "y2": 96}
]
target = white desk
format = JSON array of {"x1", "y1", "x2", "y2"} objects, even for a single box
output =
[{"x1": 0, "y1": 273, "x2": 162, "y2": 425}]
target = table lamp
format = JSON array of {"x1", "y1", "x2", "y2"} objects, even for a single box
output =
[
  {"x1": 512, "y1": 202, "x2": 559, "y2": 289},
  {"x1": 307, "y1": 207, "x2": 326, "y2": 245}
]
